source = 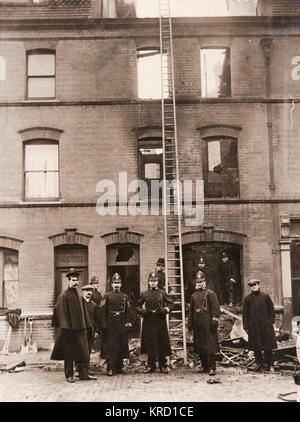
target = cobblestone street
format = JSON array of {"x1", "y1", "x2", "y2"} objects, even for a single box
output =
[{"x1": 0, "y1": 352, "x2": 297, "y2": 402}]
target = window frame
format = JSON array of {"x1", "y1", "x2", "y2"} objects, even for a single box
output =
[
  {"x1": 136, "y1": 47, "x2": 168, "y2": 100},
  {"x1": 26, "y1": 49, "x2": 56, "y2": 100},
  {"x1": 200, "y1": 47, "x2": 231, "y2": 98},
  {"x1": 23, "y1": 139, "x2": 60, "y2": 202},
  {"x1": 137, "y1": 137, "x2": 163, "y2": 200},
  {"x1": 202, "y1": 136, "x2": 240, "y2": 199}
]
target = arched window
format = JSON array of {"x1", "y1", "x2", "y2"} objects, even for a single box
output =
[{"x1": 0, "y1": 56, "x2": 6, "y2": 81}]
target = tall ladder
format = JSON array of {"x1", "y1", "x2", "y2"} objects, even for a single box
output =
[{"x1": 159, "y1": 0, "x2": 187, "y2": 365}]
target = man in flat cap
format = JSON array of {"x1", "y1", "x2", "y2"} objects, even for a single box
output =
[
  {"x1": 51, "y1": 269, "x2": 95, "y2": 382},
  {"x1": 188, "y1": 271, "x2": 220, "y2": 376},
  {"x1": 101, "y1": 273, "x2": 132, "y2": 376},
  {"x1": 243, "y1": 279, "x2": 277, "y2": 372},
  {"x1": 79, "y1": 284, "x2": 101, "y2": 376},
  {"x1": 155, "y1": 258, "x2": 165, "y2": 290},
  {"x1": 137, "y1": 270, "x2": 173, "y2": 374}
]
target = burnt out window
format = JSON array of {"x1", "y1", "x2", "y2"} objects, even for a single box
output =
[
  {"x1": 203, "y1": 137, "x2": 239, "y2": 198},
  {"x1": 137, "y1": 48, "x2": 168, "y2": 99},
  {"x1": 200, "y1": 48, "x2": 231, "y2": 97},
  {"x1": 138, "y1": 139, "x2": 163, "y2": 199}
]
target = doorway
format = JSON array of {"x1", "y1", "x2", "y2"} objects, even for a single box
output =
[
  {"x1": 54, "y1": 244, "x2": 88, "y2": 299},
  {"x1": 106, "y1": 244, "x2": 140, "y2": 337},
  {"x1": 183, "y1": 242, "x2": 242, "y2": 305}
]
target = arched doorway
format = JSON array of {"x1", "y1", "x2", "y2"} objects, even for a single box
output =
[
  {"x1": 181, "y1": 227, "x2": 246, "y2": 304},
  {"x1": 54, "y1": 244, "x2": 88, "y2": 299},
  {"x1": 101, "y1": 229, "x2": 143, "y2": 337},
  {"x1": 183, "y1": 242, "x2": 242, "y2": 305},
  {"x1": 49, "y1": 229, "x2": 93, "y2": 301}
]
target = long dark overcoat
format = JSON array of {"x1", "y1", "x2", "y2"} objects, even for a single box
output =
[
  {"x1": 188, "y1": 288, "x2": 220, "y2": 355},
  {"x1": 137, "y1": 288, "x2": 173, "y2": 358},
  {"x1": 100, "y1": 290, "x2": 130, "y2": 362},
  {"x1": 50, "y1": 288, "x2": 91, "y2": 362},
  {"x1": 242, "y1": 291, "x2": 277, "y2": 351}
]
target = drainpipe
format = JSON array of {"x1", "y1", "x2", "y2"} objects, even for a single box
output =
[{"x1": 260, "y1": 38, "x2": 283, "y2": 327}]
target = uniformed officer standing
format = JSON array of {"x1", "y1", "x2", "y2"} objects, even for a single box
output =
[
  {"x1": 155, "y1": 258, "x2": 165, "y2": 290},
  {"x1": 137, "y1": 270, "x2": 173, "y2": 374},
  {"x1": 101, "y1": 273, "x2": 132, "y2": 376},
  {"x1": 188, "y1": 271, "x2": 220, "y2": 376},
  {"x1": 219, "y1": 252, "x2": 238, "y2": 306},
  {"x1": 90, "y1": 276, "x2": 102, "y2": 306}
]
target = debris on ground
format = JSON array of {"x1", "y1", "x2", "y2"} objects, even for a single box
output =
[{"x1": 0, "y1": 359, "x2": 26, "y2": 373}]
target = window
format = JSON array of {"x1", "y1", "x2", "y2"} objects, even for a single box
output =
[
  {"x1": 0, "y1": 56, "x2": 5, "y2": 81},
  {"x1": 0, "y1": 248, "x2": 18, "y2": 308},
  {"x1": 0, "y1": 1, "x2": 48, "y2": 4},
  {"x1": 203, "y1": 137, "x2": 239, "y2": 198},
  {"x1": 200, "y1": 48, "x2": 231, "y2": 97},
  {"x1": 138, "y1": 139, "x2": 163, "y2": 198},
  {"x1": 24, "y1": 141, "x2": 59, "y2": 200},
  {"x1": 137, "y1": 48, "x2": 168, "y2": 99},
  {"x1": 27, "y1": 50, "x2": 55, "y2": 99}
]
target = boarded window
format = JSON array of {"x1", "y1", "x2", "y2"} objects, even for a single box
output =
[
  {"x1": 200, "y1": 48, "x2": 231, "y2": 97},
  {"x1": 24, "y1": 141, "x2": 59, "y2": 199}
]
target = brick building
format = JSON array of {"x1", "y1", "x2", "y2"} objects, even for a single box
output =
[{"x1": 0, "y1": 0, "x2": 300, "y2": 351}]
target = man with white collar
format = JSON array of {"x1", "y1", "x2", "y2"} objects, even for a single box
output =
[{"x1": 243, "y1": 279, "x2": 277, "y2": 372}]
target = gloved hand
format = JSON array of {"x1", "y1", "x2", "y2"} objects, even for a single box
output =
[{"x1": 94, "y1": 332, "x2": 99, "y2": 339}]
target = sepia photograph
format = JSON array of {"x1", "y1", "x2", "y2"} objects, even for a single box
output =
[{"x1": 0, "y1": 0, "x2": 300, "y2": 406}]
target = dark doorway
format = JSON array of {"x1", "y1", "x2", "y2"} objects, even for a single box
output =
[
  {"x1": 54, "y1": 244, "x2": 88, "y2": 300},
  {"x1": 183, "y1": 242, "x2": 242, "y2": 305},
  {"x1": 291, "y1": 241, "x2": 300, "y2": 316},
  {"x1": 106, "y1": 244, "x2": 140, "y2": 337}
]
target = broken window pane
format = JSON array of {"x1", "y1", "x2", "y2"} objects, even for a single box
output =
[
  {"x1": 200, "y1": 48, "x2": 231, "y2": 97},
  {"x1": 137, "y1": 49, "x2": 168, "y2": 99},
  {"x1": 204, "y1": 138, "x2": 239, "y2": 198}
]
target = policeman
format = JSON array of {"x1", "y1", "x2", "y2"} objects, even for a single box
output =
[
  {"x1": 155, "y1": 258, "x2": 165, "y2": 290},
  {"x1": 137, "y1": 270, "x2": 173, "y2": 374},
  {"x1": 90, "y1": 276, "x2": 102, "y2": 306},
  {"x1": 101, "y1": 273, "x2": 132, "y2": 376},
  {"x1": 219, "y1": 251, "x2": 238, "y2": 306},
  {"x1": 188, "y1": 271, "x2": 220, "y2": 376}
]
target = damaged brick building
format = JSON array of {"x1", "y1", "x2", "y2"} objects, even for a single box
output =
[{"x1": 0, "y1": 0, "x2": 300, "y2": 351}]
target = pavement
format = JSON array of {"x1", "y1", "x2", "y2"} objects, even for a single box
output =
[{"x1": 0, "y1": 351, "x2": 298, "y2": 402}]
